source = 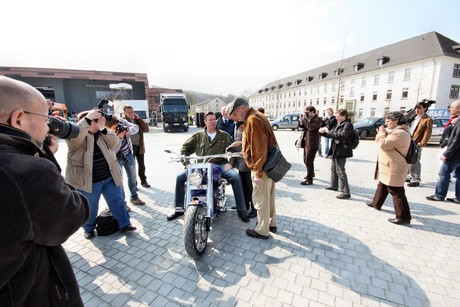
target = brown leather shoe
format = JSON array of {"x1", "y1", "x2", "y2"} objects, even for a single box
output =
[{"x1": 246, "y1": 228, "x2": 269, "y2": 239}]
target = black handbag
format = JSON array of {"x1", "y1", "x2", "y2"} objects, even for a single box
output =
[{"x1": 263, "y1": 146, "x2": 292, "y2": 182}]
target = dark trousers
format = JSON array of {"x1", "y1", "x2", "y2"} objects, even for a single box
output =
[
  {"x1": 240, "y1": 171, "x2": 253, "y2": 210},
  {"x1": 372, "y1": 181, "x2": 411, "y2": 220},
  {"x1": 303, "y1": 147, "x2": 318, "y2": 182},
  {"x1": 132, "y1": 145, "x2": 147, "y2": 182},
  {"x1": 330, "y1": 157, "x2": 350, "y2": 195}
]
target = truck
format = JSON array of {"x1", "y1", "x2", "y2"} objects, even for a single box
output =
[
  {"x1": 120, "y1": 100, "x2": 150, "y2": 125},
  {"x1": 159, "y1": 93, "x2": 189, "y2": 132}
]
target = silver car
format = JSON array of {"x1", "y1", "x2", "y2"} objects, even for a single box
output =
[
  {"x1": 270, "y1": 113, "x2": 301, "y2": 130},
  {"x1": 428, "y1": 117, "x2": 450, "y2": 145}
]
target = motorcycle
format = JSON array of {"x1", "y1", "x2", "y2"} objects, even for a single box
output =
[{"x1": 165, "y1": 143, "x2": 242, "y2": 259}]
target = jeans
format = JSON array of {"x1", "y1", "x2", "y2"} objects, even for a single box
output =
[
  {"x1": 132, "y1": 145, "x2": 147, "y2": 182},
  {"x1": 79, "y1": 177, "x2": 131, "y2": 233},
  {"x1": 174, "y1": 164, "x2": 246, "y2": 211},
  {"x1": 434, "y1": 160, "x2": 460, "y2": 199},
  {"x1": 323, "y1": 137, "x2": 331, "y2": 156},
  {"x1": 117, "y1": 152, "x2": 139, "y2": 200}
]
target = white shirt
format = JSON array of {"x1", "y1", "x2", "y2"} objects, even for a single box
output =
[
  {"x1": 409, "y1": 115, "x2": 422, "y2": 135},
  {"x1": 207, "y1": 130, "x2": 217, "y2": 141}
]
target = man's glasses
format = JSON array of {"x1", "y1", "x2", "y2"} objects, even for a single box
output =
[{"x1": 23, "y1": 110, "x2": 50, "y2": 120}]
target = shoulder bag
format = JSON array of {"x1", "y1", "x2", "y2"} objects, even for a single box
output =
[{"x1": 255, "y1": 113, "x2": 292, "y2": 182}]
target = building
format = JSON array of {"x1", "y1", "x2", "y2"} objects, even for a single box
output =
[
  {"x1": 249, "y1": 32, "x2": 460, "y2": 121},
  {"x1": 193, "y1": 97, "x2": 227, "y2": 114},
  {"x1": 0, "y1": 67, "x2": 152, "y2": 116}
]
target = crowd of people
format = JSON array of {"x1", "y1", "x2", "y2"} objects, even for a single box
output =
[{"x1": 2, "y1": 75, "x2": 459, "y2": 304}]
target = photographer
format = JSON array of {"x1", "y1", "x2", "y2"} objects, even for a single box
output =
[
  {"x1": 105, "y1": 116, "x2": 146, "y2": 207},
  {"x1": 0, "y1": 76, "x2": 89, "y2": 305},
  {"x1": 65, "y1": 109, "x2": 136, "y2": 239}
]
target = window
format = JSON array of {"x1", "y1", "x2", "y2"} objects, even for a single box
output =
[
  {"x1": 340, "y1": 95, "x2": 344, "y2": 104},
  {"x1": 350, "y1": 87, "x2": 355, "y2": 97},
  {"x1": 404, "y1": 68, "x2": 411, "y2": 80},
  {"x1": 316, "y1": 86, "x2": 320, "y2": 94},
  {"x1": 332, "y1": 83, "x2": 336, "y2": 92},
  {"x1": 400, "y1": 106, "x2": 406, "y2": 113},
  {"x1": 310, "y1": 99, "x2": 313, "y2": 105},
  {"x1": 384, "y1": 107, "x2": 389, "y2": 117},
  {"x1": 386, "y1": 90, "x2": 392, "y2": 100},
  {"x1": 358, "y1": 108, "x2": 363, "y2": 118},
  {"x1": 331, "y1": 97, "x2": 335, "y2": 104},
  {"x1": 388, "y1": 71, "x2": 394, "y2": 83},
  {"x1": 453, "y1": 64, "x2": 460, "y2": 78},
  {"x1": 374, "y1": 74, "x2": 380, "y2": 85},
  {"x1": 304, "y1": 100, "x2": 307, "y2": 106},
  {"x1": 362, "y1": 77, "x2": 367, "y2": 87},
  {"x1": 450, "y1": 85, "x2": 460, "y2": 99},
  {"x1": 316, "y1": 98, "x2": 319, "y2": 105},
  {"x1": 323, "y1": 97, "x2": 327, "y2": 105},
  {"x1": 96, "y1": 90, "x2": 111, "y2": 100},
  {"x1": 346, "y1": 101, "x2": 354, "y2": 112},
  {"x1": 360, "y1": 93, "x2": 365, "y2": 103},
  {"x1": 324, "y1": 83, "x2": 328, "y2": 93},
  {"x1": 372, "y1": 92, "x2": 378, "y2": 101},
  {"x1": 402, "y1": 88, "x2": 409, "y2": 99},
  {"x1": 351, "y1": 79, "x2": 355, "y2": 84},
  {"x1": 371, "y1": 108, "x2": 376, "y2": 116}
]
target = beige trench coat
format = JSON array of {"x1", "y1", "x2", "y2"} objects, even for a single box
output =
[{"x1": 375, "y1": 127, "x2": 411, "y2": 187}]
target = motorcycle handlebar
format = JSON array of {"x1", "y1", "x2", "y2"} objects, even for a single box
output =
[{"x1": 166, "y1": 151, "x2": 242, "y2": 163}]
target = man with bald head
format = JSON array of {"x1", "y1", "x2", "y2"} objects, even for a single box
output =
[
  {"x1": 0, "y1": 76, "x2": 89, "y2": 306},
  {"x1": 426, "y1": 99, "x2": 460, "y2": 203}
]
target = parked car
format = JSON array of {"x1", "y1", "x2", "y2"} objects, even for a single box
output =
[
  {"x1": 270, "y1": 113, "x2": 301, "y2": 130},
  {"x1": 427, "y1": 117, "x2": 450, "y2": 145},
  {"x1": 354, "y1": 117, "x2": 385, "y2": 139}
]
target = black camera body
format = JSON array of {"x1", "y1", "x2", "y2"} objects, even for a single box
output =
[
  {"x1": 116, "y1": 124, "x2": 129, "y2": 134},
  {"x1": 96, "y1": 99, "x2": 114, "y2": 121}
]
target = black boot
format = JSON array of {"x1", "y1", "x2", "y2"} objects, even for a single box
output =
[
  {"x1": 248, "y1": 204, "x2": 257, "y2": 218},
  {"x1": 238, "y1": 210, "x2": 250, "y2": 223}
]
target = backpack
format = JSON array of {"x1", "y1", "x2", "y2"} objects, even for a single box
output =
[
  {"x1": 95, "y1": 209, "x2": 119, "y2": 236},
  {"x1": 350, "y1": 130, "x2": 360, "y2": 149},
  {"x1": 396, "y1": 139, "x2": 419, "y2": 164}
]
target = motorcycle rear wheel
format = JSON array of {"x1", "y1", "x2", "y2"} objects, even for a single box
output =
[{"x1": 183, "y1": 205, "x2": 208, "y2": 259}]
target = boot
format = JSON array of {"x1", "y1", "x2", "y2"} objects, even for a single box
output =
[{"x1": 238, "y1": 210, "x2": 250, "y2": 223}]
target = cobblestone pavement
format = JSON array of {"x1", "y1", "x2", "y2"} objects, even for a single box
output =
[{"x1": 54, "y1": 126, "x2": 460, "y2": 307}]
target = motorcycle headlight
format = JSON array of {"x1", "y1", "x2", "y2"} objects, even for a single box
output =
[{"x1": 189, "y1": 172, "x2": 203, "y2": 186}]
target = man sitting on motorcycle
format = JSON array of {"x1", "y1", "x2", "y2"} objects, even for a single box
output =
[{"x1": 166, "y1": 112, "x2": 250, "y2": 223}]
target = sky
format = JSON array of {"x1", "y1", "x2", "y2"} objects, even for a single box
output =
[{"x1": 1, "y1": 0, "x2": 459, "y2": 96}]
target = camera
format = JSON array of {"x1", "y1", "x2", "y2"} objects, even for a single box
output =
[
  {"x1": 47, "y1": 116, "x2": 80, "y2": 140},
  {"x1": 116, "y1": 123, "x2": 129, "y2": 134},
  {"x1": 97, "y1": 99, "x2": 114, "y2": 121}
]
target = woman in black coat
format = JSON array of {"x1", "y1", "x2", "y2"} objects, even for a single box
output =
[{"x1": 319, "y1": 109, "x2": 354, "y2": 199}]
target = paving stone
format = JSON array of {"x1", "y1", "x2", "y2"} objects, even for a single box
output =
[{"x1": 52, "y1": 129, "x2": 460, "y2": 306}]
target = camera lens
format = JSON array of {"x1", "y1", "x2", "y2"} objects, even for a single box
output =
[{"x1": 47, "y1": 116, "x2": 80, "y2": 139}]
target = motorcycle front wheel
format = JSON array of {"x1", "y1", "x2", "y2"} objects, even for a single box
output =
[{"x1": 183, "y1": 205, "x2": 208, "y2": 259}]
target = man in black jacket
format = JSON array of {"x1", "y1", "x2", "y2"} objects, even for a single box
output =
[
  {"x1": 0, "y1": 76, "x2": 89, "y2": 306},
  {"x1": 426, "y1": 99, "x2": 460, "y2": 202}
]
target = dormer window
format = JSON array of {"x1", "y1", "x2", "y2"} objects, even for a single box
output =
[
  {"x1": 319, "y1": 72, "x2": 328, "y2": 80},
  {"x1": 286, "y1": 81, "x2": 292, "y2": 87},
  {"x1": 264, "y1": 88, "x2": 269, "y2": 92},
  {"x1": 353, "y1": 63, "x2": 364, "y2": 71},
  {"x1": 278, "y1": 84, "x2": 284, "y2": 89},
  {"x1": 258, "y1": 89, "x2": 263, "y2": 94},
  {"x1": 378, "y1": 56, "x2": 390, "y2": 66},
  {"x1": 271, "y1": 86, "x2": 276, "y2": 91},
  {"x1": 296, "y1": 79, "x2": 302, "y2": 85},
  {"x1": 306, "y1": 76, "x2": 314, "y2": 83},
  {"x1": 334, "y1": 68, "x2": 344, "y2": 76}
]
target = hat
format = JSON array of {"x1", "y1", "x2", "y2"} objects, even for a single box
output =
[{"x1": 228, "y1": 97, "x2": 247, "y2": 115}]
